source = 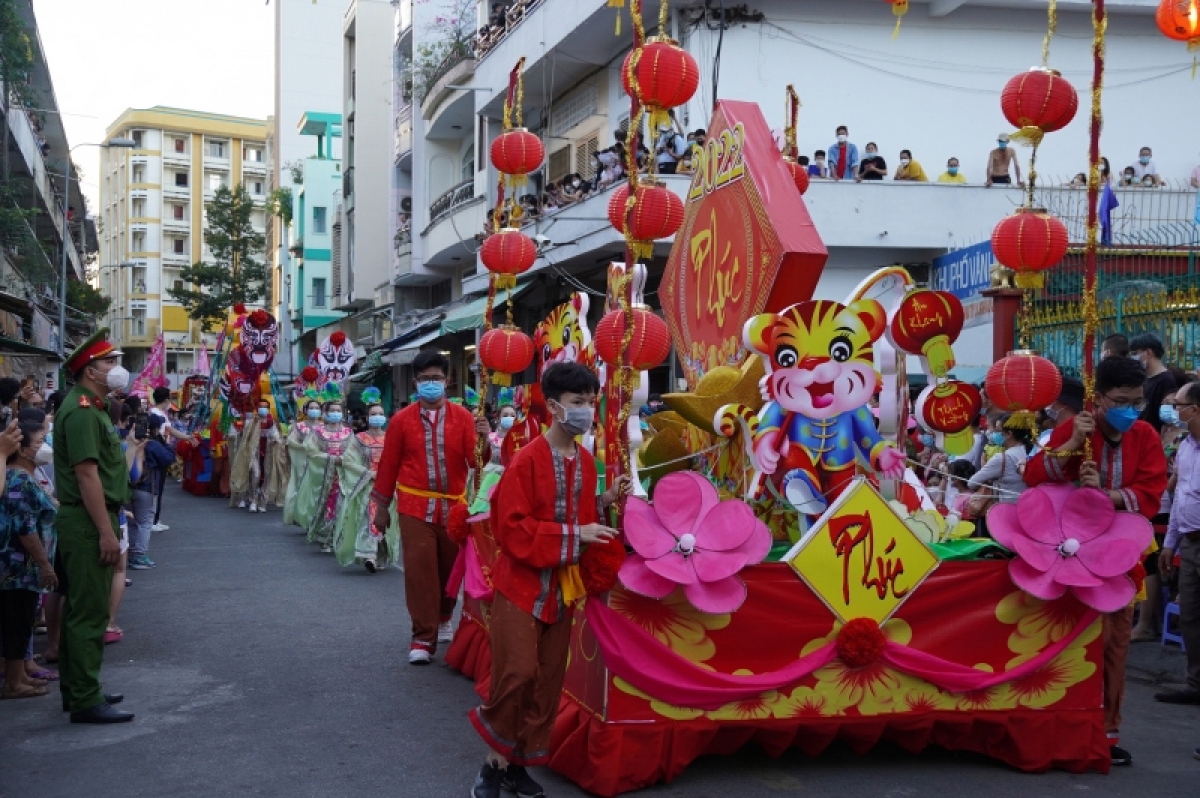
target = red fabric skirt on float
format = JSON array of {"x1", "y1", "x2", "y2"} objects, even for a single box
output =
[{"x1": 446, "y1": 524, "x2": 1109, "y2": 796}]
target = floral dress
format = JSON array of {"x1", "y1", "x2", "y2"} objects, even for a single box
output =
[
  {"x1": 332, "y1": 431, "x2": 400, "y2": 568},
  {"x1": 0, "y1": 468, "x2": 58, "y2": 594},
  {"x1": 302, "y1": 424, "x2": 352, "y2": 547}
]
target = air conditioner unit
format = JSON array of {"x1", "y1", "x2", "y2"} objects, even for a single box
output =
[{"x1": 400, "y1": 196, "x2": 412, "y2": 213}]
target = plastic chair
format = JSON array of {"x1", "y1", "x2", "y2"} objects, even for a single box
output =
[{"x1": 1162, "y1": 602, "x2": 1186, "y2": 650}]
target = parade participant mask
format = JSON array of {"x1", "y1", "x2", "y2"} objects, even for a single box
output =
[
  {"x1": 241, "y1": 310, "x2": 280, "y2": 371},
  {"x1": 306, "y1": 408, "x2": 321, "y2": 420},
  {"x1": 325, "y1": 411, "x2": 343, "y2": 424},
  {"x1": 1102, "y1": 404, "x2": 1139, "y2": 433},
  {"x1": 368, "y1": 415, "x2": 387, "y2": 428},
  {"x1": 499, "y1": 415, "x2": 515, "y2": 431},
  {"x1": 550, "y1": 399, "x2": 593, "y2": 437},
  {"x1": 417, "y1": 381, "x2": 445, "y2": 402}
]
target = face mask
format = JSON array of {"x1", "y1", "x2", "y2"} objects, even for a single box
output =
[
  {"x1": 35, "y1": 443, "x2": 53, "y2": 466},
  {"x1": 1124, "y1": 173, "x2": 1134, "y2": 181},
  {"x1": 306, "y1": 408, "x2": 321, "y2": 420},
  {"x1": 989, "y1": 432, "x2": 1005, "y2": 445},
  {"x1": 552, "y1": 400, "x2": 593, "y2": 437},
  {"x1": 572, "y1": 180, "x2": 581, "y2": 187},
  {"x1": 948, "y1": 167, "x2": 958, "y2": 175},
  {"x1": 1045, "y1": 406, "x2": 1059, "y2": 421},
  {"x1": 1103, "y1": 405, "x2": 1139, "y2": 433},
  {"x1": 997, "y1": 141, "x2": 1008, "y2": 149},
  {"x1": 900, "y1": 158, "x2": 910, "y2": 167},
  {"x1": 1139, "y1": 156, "x2": 1150, "y2": 164},
  {"x1": 836, "y1": 135, "x2": 847, "y2": 143},
  {"x1": 93, "y1": 364, "x2": 129, "y2": 392},
  {"x1": 865, "y1": 150, "x2": 876, "y2": 157},
  {"x1": 325, "y1": 412, "x2": 343, "y2": 424},
  {"x1": 368, "y1": 414, "x2": 387, "y2": 428},
  {"x1": 499, "y1": 415, "x2": 515, "y2": 431},
  {"x1": 1160, "y1": 405, "x2": 1180, "y2": 427},
  {"x1": 919, "y1": 434, "x2": 934, "y2": 447},
  {"x1": 417, "y1": 381, "x2": 445, "y2": 402},
  {"x1": 258, "y1": 407, "x2": 269, "y2": 417}
]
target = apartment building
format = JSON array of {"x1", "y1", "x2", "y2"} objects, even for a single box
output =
[
  {"x1": 288, "y1": 112, "x2": 344, "y2": 337},
  {"x1": 394, "y1": 0, "x2": 1200, "y2": 377},
  {"x1": 99, "y1": 107, "x2": 270, "y2": 374},
  {"x1": 270, "y1": 0, "x2": 345, "y2": 375},
  {"x1": 1, "y1": 0, "x2": 96, "y2": 386}
]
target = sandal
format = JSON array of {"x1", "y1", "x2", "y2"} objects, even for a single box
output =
[
  {"x1": 1, "y1": 684, "x2": 48, "y2": 699},
  {"x1": 28, "y1": 668, "x2": 59, "y2": 682},
  {"x1": 103, "y1": 629, "x2": 124, "y2": 644}
]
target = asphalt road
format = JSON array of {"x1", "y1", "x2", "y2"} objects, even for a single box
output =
[{"x1": 2, "y1": 484, "x2": 1198, "y2": 797}]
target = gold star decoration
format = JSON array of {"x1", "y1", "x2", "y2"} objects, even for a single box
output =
[{"x1": 662, "y1": 354, "x2": 765, "y2": 435}]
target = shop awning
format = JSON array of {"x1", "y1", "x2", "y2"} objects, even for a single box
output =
[
  {"x1": 384, "y1": 328, "x2": 443, "y2": 366},
  {"x1": 0, "y1": 337, "x2": 61, "y2": 359},
  {"x1": 439, "y1": 281, "x2": 533, "y2": 335}
]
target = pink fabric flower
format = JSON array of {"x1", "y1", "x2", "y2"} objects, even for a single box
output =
[
  {"x1": 989, "y1": 483, "x2": 1153, "y2": 613},
  {"x1": 618, "y1": 471, "x2": 772, "y2": 613}
]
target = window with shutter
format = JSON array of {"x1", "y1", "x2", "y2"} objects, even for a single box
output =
[
  {"x1": 575, "y1": 135, "x2": 599, "y2": 179},
  {"x1": 548, "y1": 146, "x2": 571, "y2": 183}
]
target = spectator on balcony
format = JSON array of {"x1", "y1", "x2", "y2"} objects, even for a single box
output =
[
  {"x1": 893, "y1": 150, "x2": 928, "y2": 182},
  {"x1": 597, "y1": 147, "x2": 624, "y2": 188},
  {"x1": 654, "y1": 115, "x2": 688, "y2": 175},
  {"x1": 1119, "y1": 167, "x2": 1138, "y2": 187},
  {"x1": 808, "y1": 150, "x2": 829, "y2": 179},
  {"x1": 827, "y1": 126, "x2": 859, "y2": 181},
  {"x1": 1141, "y1": 174, "x2": 1160, "y2": 189},
  {"x1": 937, "y1": 158, "x2": 967, "y2": 184},
  {"x1": 488, "y1": 1, "x2": 507, "y2": 28},
  {"x1": 518, "y1": 195, "x2": 540, "y2": 221},
  {"x1": 558, "y1": 175, "x2": 584, "y2": 205},
  {"x1": 544, "y1": 182, "x2": 563, "y2": 210},
  {"x1": 986, "y1": 133, "x2": 1022, "y2": 187},
  {"x1": 1191, "y1": 159, "x2": 1200, "y2": 189},
  {"x1": 1100, "y1": 157, "x2": 1112, "y2": 185},
  {"x1": 1130, "y1": 147, "x2": 1163, "y2": 187},
  {"x1": 1069, "y1": 173, "x2": 1087, "y2": 187},
  {"x1": 855, "y1": 143, "x2": 887, "y2": 182}
]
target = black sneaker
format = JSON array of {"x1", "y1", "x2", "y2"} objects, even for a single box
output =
[
  {"x1": 472, "y1": 761, "x2": 503, "y2": 798},
  {"x1": 1110, "y1": 745, "x2": 1132, "y2": 767},
  {"x1": 502, "y1": 764, "x2": 546, "y2": 798}
]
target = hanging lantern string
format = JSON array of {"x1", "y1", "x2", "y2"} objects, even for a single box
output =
[
  {"x1": 658, "y1": 0, "x2": 668, "y2": 31},
  {"x1": 784, "y1": 85, "x2": 800, "y2": 159},
  {"x1": 1041, "y1": 0, "x2": 1058, "y2": 67},
  {"x1": 1024, "y1": 141, "x2": 1040, "y2": 209},
  {"x1": 502, "y1": 57, "x2": 524, "y2": 131},
  {"x1": 1080, "y1": 0, "x2": 1107, "y2": 463}
]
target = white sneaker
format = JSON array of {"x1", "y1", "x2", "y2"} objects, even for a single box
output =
[
  {"x1": 319, "y1": 544, "x2": 332, "y2": 553},
  {"x1": 257, "y1": 504, "x2": 267, "y2": 513},
  {"x1": 151, "y1": 523, "x2": 169, "y2": 532},
  {"x1": 408, "y1": 648, "x2": 432, "y2": 665},
  {"x1": 238, "y1": 500, "x2": 247, "y2": 509},
  {"x1": 249, "y1": 502, "x2": 258, "y2": 513},
  {"x1": 438, "y1": 621, "x2": 454, "y2": 643}
]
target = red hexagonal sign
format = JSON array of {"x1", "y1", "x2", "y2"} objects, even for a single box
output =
[{"x1": 660, "y1": 100, "x2": 828, "y2": 389}]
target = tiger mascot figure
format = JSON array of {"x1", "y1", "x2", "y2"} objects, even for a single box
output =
[
  {"x1": 717, "y1": 299, "x2": 906, "y2": 516},
  {"x1": 529, "y1": 293, "x2": 593, "y2": 426}
]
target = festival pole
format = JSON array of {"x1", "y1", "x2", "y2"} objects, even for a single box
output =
[{"x1": 1082, "y1": 0, "x2": 1105, "y2": 441}]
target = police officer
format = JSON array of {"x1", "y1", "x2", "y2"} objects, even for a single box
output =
[{"x1": 54, "y1": 329, "x2": 134, "y2": 723}]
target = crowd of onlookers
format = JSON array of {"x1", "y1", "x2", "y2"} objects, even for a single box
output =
[
  {"x1": 475, "y1": 0, "x2": 544, "y2": 57},
  {"x1": 805, "y1": 125, "x2": 1198, "y2": 189}
]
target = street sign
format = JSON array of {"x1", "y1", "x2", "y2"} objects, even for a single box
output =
[{"x1": 930, "y1": 242, "x2": 993, "y2": 329}]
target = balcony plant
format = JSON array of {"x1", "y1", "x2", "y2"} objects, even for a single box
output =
[{"x1": 411, "y1": 0, "x2": 477, "y2": 103}]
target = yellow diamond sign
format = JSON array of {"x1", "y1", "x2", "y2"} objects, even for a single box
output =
[{"x1": 784, "y1": 478, "x2": 939, "y2": 624}]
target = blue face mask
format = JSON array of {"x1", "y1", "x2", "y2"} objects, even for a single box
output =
[
  {"x1": 1160, "y1": 405, "x2": 1180, "y2": 427},
  {"x1": 368, "y1": 414, "x2": 386, "y2": 428},
  {"x1": 325, "y1": 411, "x2": 343, "y2": 424},
  {"x1": 258, "y1": 407, "x2": 269, "y2": 417},
  {"x1": 499, "y1": 415, "x2": 515, "y2": 430},
  {"x1": 1139, "y1": 155, "x2": 1150, "y2": 165},
  {"x1": 417, "y1": 381, "x2": 445, "y2": 402},
  {"x1": 989, "y1": 432, "x2": 1005, "y2": 446},
  {"x1": 1103, "y1": 405, "x2": 1139, "y2": 433},
  {"x1": 948, "y1": 167, "x2": 959, "y2": 176},
  {"x1": 997, "y1": 141, "x2": 1008, "y2": 149},
  {"x1": 919, "y1": 434, "x2": 934, "y2": 447},
  {"x1": 306, "y1": 408, "x2": 321, "y2": 420}
]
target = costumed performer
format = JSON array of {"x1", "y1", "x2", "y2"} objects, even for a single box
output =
[
  {"x1": 301, "y1": 386, "x2": 352, "y2": 552},
  {"x1": 333, "y1": 389, "x2": 400, "y2": 573},
  {"x1": 370, "y1": 352, "x2": 490, "y2": 665},
  {"x1": 1025, "y1": 355, "x2": 1167, "y2": 768},
  {"x1": 489, "y1": 401, "x2": 517, "y2": 463},
  {"x1": 468, "y1": 361, "x2": 628, "y2": 798},
  {"x1": 230, "y1": 398, "x2": 287, "y2": 513},
  {"x1": 284, "y1": 391, "x2": 323, "y2": 527}
]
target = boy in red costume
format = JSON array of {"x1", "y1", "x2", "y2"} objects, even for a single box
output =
[
  {"x1": 1025, "y1": 355, "x2": 1167, "y2": 768},
  {"x1": 469, "y1": 362, "x2": 627, "y2": 798},
  {"x1": 371, "y1": 352, "x2": 490, "y2": 664}
]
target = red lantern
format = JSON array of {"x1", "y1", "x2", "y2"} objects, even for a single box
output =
[
  {"x1": 607, "y1": 181, "x2": 685, "y2": 259},
  {"x1": 479, "y1": 326, "x2": 535, "y2": 386},
  {"x1": 784, "y1": 159, "x2": 810, "y2": 195},
  {"x1": 915, "y1": 381, "x2": 983, "y2": 456},
  {"x1": 480, "y1": 228, "x2": 537, "y2": 278},
  {"x1": 621, "y1": 37, "x2": 700, "y2": 129},
  {"x1": 990, "y1": 207, "x2": 1069, "y2": 289},
  {"x1": 593, "y1": 308, "x2": 671, "y2": 371},
  {"x1": 1000, "y1": 67, "x2": 1078, "y2": 139},
  {"x1": 985, "y1": 350, "x2": 1062, "y2": 419},
  {"x1": 887, "y1": 290, "x2": 965, "y2": 378},
  {"x1": 489, "y1": 128, "x2": 544, "y2": 177},
  {"x1": 1157, "y1": 0, "x2": 1200, "y2": 46}
]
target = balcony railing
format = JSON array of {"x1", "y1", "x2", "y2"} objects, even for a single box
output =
[
  {"x1": 395, "y1": 104, "x2": 413, "y2": 157},
  {"x1": 1031, "y1": 178, "x2": 1200, "y2": 247},
  {"x1": 428, "y1": 179, "x2": 475, "y2": 224},
  {"x1": 474, "y1": 0, "x2": 544, "y2": 61},
  {"x1": 343, "y1": 166, "x2": 354, "y2": 198}
]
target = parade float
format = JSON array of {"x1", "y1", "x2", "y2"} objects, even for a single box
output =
[{"x1": 445, "y1": 1, "x2": 1146, "y2": 793}]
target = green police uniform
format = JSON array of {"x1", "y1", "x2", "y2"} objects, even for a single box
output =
[{"x1": 54, "y1": 336, "x2": 131, "y2": 713}]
